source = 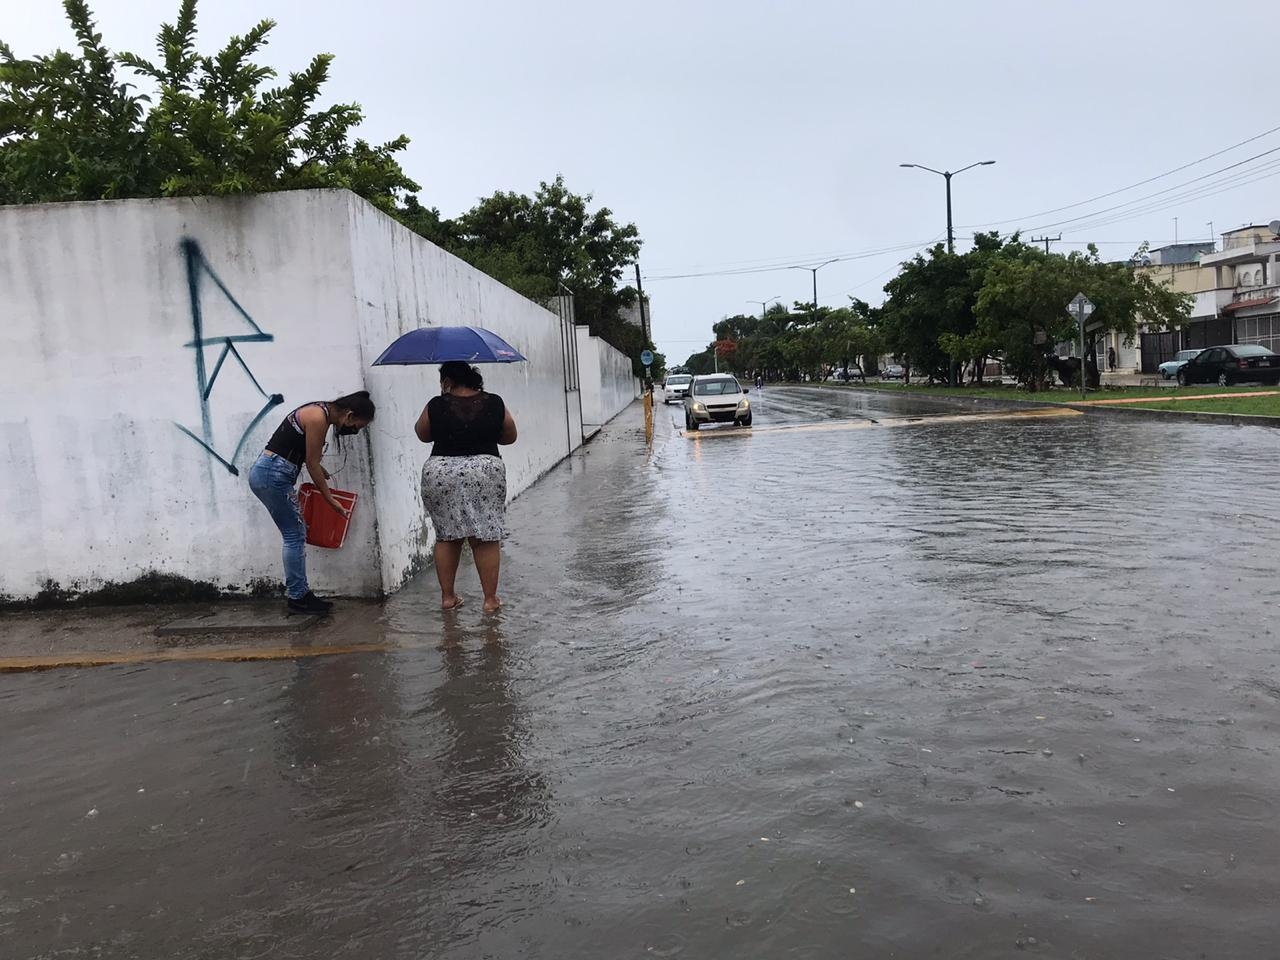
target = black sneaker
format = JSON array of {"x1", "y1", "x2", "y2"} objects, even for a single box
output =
[{"x1": 287, "y1": 591, "x2": 334, "y2": 616}]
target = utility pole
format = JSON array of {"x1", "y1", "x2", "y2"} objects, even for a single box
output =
[
  {"x1": 1207, "y1": 221, "x2": 1215, "y2": 252},
  {"x1": 634, "y1": 263, "x2": 650, "y2": 347},
  {"x1": 1031, "y1": 234, "x2": 1061, "y2": 254},
  {"x1": 1173, "y1": 217, "x2": 1179, "y2": 245}
]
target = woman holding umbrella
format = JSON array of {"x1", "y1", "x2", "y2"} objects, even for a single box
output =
[{"x1": 415, "y1": 361, "x2": 518, "y2": 612}]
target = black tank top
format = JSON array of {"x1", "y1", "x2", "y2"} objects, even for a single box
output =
[
  {"x1": 265, "y1": 402, "x2": 329, "y2": 466},
  {"x1": 428, "y1": 393, "x2": 506, "y2": 458}
]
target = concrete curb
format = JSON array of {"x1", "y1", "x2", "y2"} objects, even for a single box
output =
[{"x1": 795, "y1": 384, "x2": 1280, "y2": 428}]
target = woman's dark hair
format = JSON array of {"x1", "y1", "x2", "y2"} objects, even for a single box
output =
[
  {"x1": 440, "y1": 361, "x2": 484, "y2": 391},
  {"x1": 332, "y1": 390, "x2": 376, "y2": 421}
]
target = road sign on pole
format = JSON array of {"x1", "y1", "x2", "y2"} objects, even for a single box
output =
[
  {"x1": 1067, "y1": 292, "x2": 1095, "y2": 400},
  {"x1": 640, "y1": 349, "x2": 654, "y2": 367}
]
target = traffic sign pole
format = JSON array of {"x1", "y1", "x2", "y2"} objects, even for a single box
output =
[{"x1": 1068, "y1": 293, "x2": 1095, "y2": 400}]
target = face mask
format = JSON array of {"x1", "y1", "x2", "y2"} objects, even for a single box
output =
[{"x1": 336, "y1": 425, "x2": 361, "y2": 436}]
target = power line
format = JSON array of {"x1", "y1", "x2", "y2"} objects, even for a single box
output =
[
  {"x1": 1015, "y1": 146, "x2": 1280, "y2": 234},
  {"x1": 959, "y1": 122, "x2": 1280, "y2": 229},
  {"x1": 1041, "y1": 159, "x2": 1280, "y2": 235}
]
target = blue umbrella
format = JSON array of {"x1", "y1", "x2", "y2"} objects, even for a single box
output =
[{"x1": 371, "y1": 326, "x2": 527, "y2": 366}]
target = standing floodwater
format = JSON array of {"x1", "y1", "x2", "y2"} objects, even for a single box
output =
[{"x1": 4, "y1": 387, "x2": 1280, "y2": 958}]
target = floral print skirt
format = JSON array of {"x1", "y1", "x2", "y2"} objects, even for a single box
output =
[{"x1": 421, "y1": 454, "x2": 507, "y2": 542}]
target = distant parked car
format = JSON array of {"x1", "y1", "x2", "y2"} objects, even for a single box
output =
[
  {"x1": 831, "y1": 365, "x2": 864, "y2": 382},
  {"x1": 882, "y1": 364, "x2": 906, "y2": 380},
  {"x1": 1176, "y1": 345, "x2": 1280, "y2": 387},
  {"x1": 683, "y1": 374, "x2": 752, "y2": 430},
  {"x1": 1158, "y1": 349, "x2": 1201, "y2": 380},
  {"x1": 663, "y1": 373, "x2": 693, "y2": 404}
]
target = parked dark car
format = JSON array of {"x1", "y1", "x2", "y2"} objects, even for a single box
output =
[{"x1": 1175, "y1": 345, "x2": 1280, "y2": 386}]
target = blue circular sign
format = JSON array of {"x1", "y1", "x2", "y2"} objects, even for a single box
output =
[{"x1": 640, "y1": 349, "x2": 654, "y2": 367}]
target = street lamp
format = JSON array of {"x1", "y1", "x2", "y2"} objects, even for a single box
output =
[
  {"x1": 789, "y1": 258, "x2": 839, "y2": 327},
  {"x1": 899, "y1": 160, "x2": 997, "y2": 254},
  {"x1": 746, "y1": 296, "x2": 780, "y2": 320}
]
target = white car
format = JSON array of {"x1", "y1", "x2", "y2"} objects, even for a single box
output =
[
  {"x1": 1158, "y1": 349, "x2": 1201, "y2": 380},
  {"x1": 683, "y1": 375, "x2": 752, "y2": 430},
  {"x1": 663, "y1": 374, "x2": 693, "y2": 404}
]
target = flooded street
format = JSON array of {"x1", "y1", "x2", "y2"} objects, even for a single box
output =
[{"x1": 5, "y1": 386, "x2": 1280, "y2": 958}]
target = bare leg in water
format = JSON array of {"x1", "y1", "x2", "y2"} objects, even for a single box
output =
[
  {"x1": 435, "y1": 539, "x2": 465, "y2": 610},
  {"x1": 469, "y1": 538, "x2": 502, "y2": 612}
]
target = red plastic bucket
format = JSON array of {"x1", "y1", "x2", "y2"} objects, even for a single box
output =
[{"x1": 298, "y1": 483, "x2": 358, "y2": 549}]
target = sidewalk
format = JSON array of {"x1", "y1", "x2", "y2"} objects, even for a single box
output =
[
  {"x1": 0, "y1": 599, "x2": 396, "y2": 672},
  {"x1": 1100, "y1": 370, "x2": 1172, "y2": 387}
]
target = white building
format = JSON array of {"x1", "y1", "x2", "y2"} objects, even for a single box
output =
[{"x1": 1198, "y1": 223, "x2": 1280, "y2": 351}]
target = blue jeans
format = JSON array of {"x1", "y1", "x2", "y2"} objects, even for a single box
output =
[{"x1": 248, "y1": 454, "x2": 308, "y2": 599}]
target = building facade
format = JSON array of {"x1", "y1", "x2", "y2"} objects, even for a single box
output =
[{"x1": 1134, "y1": 225, "x2": 1280, "y2": 372}]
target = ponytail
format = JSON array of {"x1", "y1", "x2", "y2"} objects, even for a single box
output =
[{"x1": 332, "y1": 390, "x2": 376, "y2": 421}]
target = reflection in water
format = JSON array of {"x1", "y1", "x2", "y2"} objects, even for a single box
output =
[{"x1": 426, "y1": 616, "x2": 551, "y2": 830}]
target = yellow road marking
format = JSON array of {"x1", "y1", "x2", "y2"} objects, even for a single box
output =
[
  {"x1": 684, "y1": 406, "x2": 1081, "y2": 438},
  {"x1": 0, "y1": 641, "x2": 396, "y2": 674}
]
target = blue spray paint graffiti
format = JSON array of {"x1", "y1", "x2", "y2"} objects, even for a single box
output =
[{"x1": 173, "y1": 238, "x2": 284, "y2": 476}]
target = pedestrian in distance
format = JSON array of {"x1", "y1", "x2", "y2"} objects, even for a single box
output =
[
  {"x1": 1107, "y1": 346, "x2": 1117, "y2": 372},
  {"x1": 248, "y1": 391, "x2": 376, "y2": 615},
  {"x1": 416, "y1": 361, "x2": 519, "y2": 614},
  {"x1": 755, "y1": 375, "x2": 764, "y2": 391}
]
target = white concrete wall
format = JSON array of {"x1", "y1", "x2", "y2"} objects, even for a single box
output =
[
  {"x1": 0, "y1": 189, "x2": 633, "y2": 602},
  {"x1": 344, "y1": 194, "x2": 581, "y2": 593},
  {"x1": 575, "y1": 327, "x2": 604, "y2": 429},
  {"x1": 575, "y1": 325, "x2": 639, "y2": 430},
  {"x1": 596, "y1": 331, "x2": 641, "y2": 422},
  {"x1": 0, "y1": 192, "x2": 383, "y2": 601}
]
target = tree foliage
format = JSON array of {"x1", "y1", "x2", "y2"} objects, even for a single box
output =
[
  {"x1": 684, "y1": 234, "x2": 1190, "y2": 389},
  {"x1": 2, "y1": 3, "x2": 653, "y2": 366},
  {"x1": 879, "y1": 232, "x2": 1010, "y2": 383},
  {"x1": 975, "y1": 243, "x2": 1191, "y2": 389},
  {"x1": 683, "y1": 300, "x2": 882, "y2": 381},
  {"x1": 1, "y1": 0, "x2": 417, "y2": 209},
  {"x1": 416, "y1": 175, "x2": 649, "y2": 365}
]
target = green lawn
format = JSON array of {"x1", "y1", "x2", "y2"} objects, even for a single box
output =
[
  {"x1": 807, "y1": 381, "x2": 1280, "y2": 404},
  {"x1": 1127, "y1": 395, "x2": 1280, "y2": 417}
]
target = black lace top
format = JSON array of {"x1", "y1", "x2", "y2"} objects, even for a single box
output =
[{"x1": 427, "y1": 393, "x2": 506, "y2": 458}]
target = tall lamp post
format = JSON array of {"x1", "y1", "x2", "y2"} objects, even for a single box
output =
[
  {"x1": 899, "y1": 160, "x2": 997, "y2": 254},
  {"x1": 789, "y1": 258, "x2": 839, "y2": 327},
  {"x1": 746, "y1": 297, "x2": 780, "y2": 321},
  {"x1": 745, "y1": 297, "x2": 780, "y2": 381},
  {"x1": 900, "y1": 159, "x2": 996, "y2": 384}
]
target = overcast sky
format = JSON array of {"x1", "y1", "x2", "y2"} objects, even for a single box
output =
[{"x1": 11, "y1": 0, "x2": 1279, "y2": 364}]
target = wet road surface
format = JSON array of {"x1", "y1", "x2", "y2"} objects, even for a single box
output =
[{"x1": 5, "y1": 386, "x2": 1280, "y2": 958}]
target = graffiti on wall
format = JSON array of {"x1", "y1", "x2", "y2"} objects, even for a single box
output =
[{"x1": 173, "y1": 238, "x2": 284, "y2": 476}]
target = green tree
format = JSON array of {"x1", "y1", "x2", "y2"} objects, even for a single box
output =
[
  {"x1": 879, "y1": 232, "x2": 1007, "y2": 383},
  {"x1": 435, "y1": 175, "x2": 647, "y2": 364},
  {"x1": 1, "y1": 0, "x2": 418, "y2": 209},
  {"x1": 974, "y1": 244, "x2": 1190, "y2": 390}
]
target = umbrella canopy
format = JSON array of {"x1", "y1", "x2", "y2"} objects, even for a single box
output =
[{"x1": 371, "y1": 326, "x2": 527, "y2": 366}]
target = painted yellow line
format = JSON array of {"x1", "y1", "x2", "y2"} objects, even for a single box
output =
[
  {"x1": 0, "y1": 642, "x2": 396, "y2": 674},
  {"x1": 684, "y1": 407, "x2": 1081, "y2": 439}
]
